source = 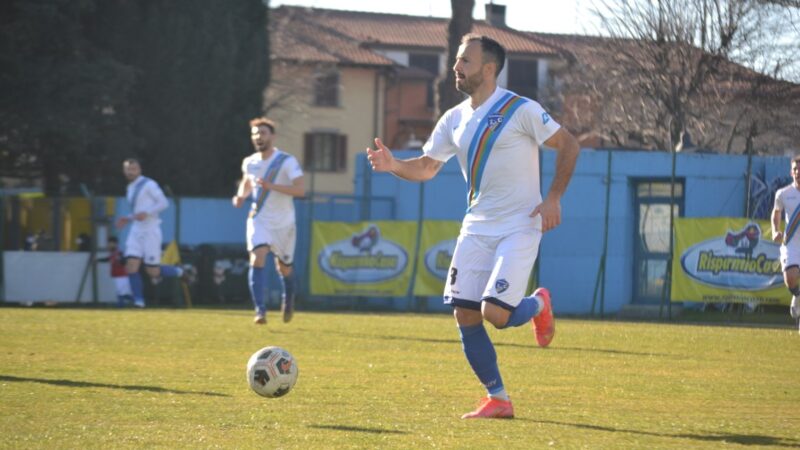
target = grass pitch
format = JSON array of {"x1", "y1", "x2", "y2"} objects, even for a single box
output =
[{"x1": 0, "y1": 307, "x2": 798, "y2": 449}]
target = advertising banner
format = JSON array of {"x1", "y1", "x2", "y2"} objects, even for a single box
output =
[
  {"x1": 413, "y1": 221, "x2": 460, "y2": 296},
  {"x1": 671, "y1": 218, "x2": 787, "y2": 305},
  {"x1": 311, "y1": 221, "x2": 417, "y2": 296}
]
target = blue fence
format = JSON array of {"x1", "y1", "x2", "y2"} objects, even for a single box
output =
[{"x1": 109, "y1": 149, "x2": 789, "y2": 314}]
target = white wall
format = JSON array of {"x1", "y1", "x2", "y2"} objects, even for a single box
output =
[{"x1": 3, "y1": 251, "x2": 117, "y2": 303}]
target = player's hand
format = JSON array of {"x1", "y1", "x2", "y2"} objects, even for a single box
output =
[
  {"x1": 366, "y1": 138, "x2": 395, "y2": 173},
  {"x1": 133, "y1": 212, "x2": 148, "y2": 221},
  {"x1": 773, "y1": 231, "x2": 784, "y2": 242},
  {"x1": 232, "y1": 195, "x2": 245, "y2": 208},
  {"x1": 255, "y1": 178, "x2": 274, "y2": 190},
  {"x1": 531, "y1": 196, "x2": 562, "y2": 232},
  {"x1": 115, "y1": 216, "x2": 130, "y2": 229}
]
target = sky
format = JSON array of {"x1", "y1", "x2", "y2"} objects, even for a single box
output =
[{"x1": 269, "y1": 0, "x2": 605, "y2": 35}]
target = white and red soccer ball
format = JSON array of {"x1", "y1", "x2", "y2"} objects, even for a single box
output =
[{"x1": 246, "y1": 346, "x2": 298, "y2": 398}]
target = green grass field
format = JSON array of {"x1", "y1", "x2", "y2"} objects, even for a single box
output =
[{"x1": 1, "y1": 307, "x2": 798, "y2": 449}]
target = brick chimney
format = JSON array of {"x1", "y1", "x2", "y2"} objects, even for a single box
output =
[{"x1": 485, "y1": 2, "x2": 507, "y2": 27}]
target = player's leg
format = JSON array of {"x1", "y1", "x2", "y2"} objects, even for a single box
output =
[
  {"x1": 780, "y1": 244, "x2": 800, "y2": 326},
  {"x1": 249, "y1": 246, "x2": 270, "y2": 324},
  {"x1": 276, "y1": 258, "x2": 295, "y2": 323},
  {"x1": 483, "y1": 230, "x2": 555, "y2": 347},
  {"x1": 446, "y1": 234, "x2": 513, "y2": 419},
  {"x1": 124, "y1": 231, "x2": 146, "y2": 307},
  {"x1": 271, "y1": 225, "x2": 297, "y2": 323},
  {"x1": 247, "y1": 218, "x2": 270, "y2": 324},
  {"x1": 140, "y1": 227, "x2": 183, "y2": 282}
]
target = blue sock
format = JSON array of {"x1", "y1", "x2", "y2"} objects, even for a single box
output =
[
  {"x1": 248, "y1": 266, "x2": 266, "y2": 313},
  {"x1": 159, "y1": 265, "x2": 182, "y2": 278},
  {"x1": 279, "y1": 272, "x2": 296, "y2": 305},
  {"x1": 503, "y1": 296, "x2": 541, "y2": 328},
  {"x1": 128, "y1": 272, "x2": 144, "y2": 302},
  {"x1": 459, "y1": 323, "x2": 504, "y2": 396}
]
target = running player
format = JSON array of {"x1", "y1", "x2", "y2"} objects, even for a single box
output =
[
  {"x1": 116, "y1": 158, "x2": 184, "y2": 307},
  {"x1": 771, "y1": 154, "x2": 800, "y2": 333},
  {"x1": 232, "y1": 117, "x2": 305, "y2": 325},
  {"x1": 367, "y1": 34, "x2": 580, "y2": 419}
]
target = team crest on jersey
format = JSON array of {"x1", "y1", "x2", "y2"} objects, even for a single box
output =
[
  {"x1": 487, "y1": 114, "x2": 504, "y2": 131},
  {"x1": 495, "y1": 279, "x2": 509, "y2": 294},
  {"x1": 542, "y1": 112, "x2": 551, "y2": 125}
]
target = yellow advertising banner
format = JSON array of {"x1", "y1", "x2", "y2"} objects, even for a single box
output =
[
  {"x1": 671, "y1": 218, "x2": 787, "y2": 305},
  {"x1": 413, "y1": 221, "x2": 460, "y2": 296},
  {"x1": 311, "y1": 221, "x2": 417, "y2": 296}
]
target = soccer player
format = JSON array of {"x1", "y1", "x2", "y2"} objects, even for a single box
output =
[
  {"x1": 367, "y1": 34, "x2": 580, "y2": 419},
  {"x1": 771, "y1": 154, "x2": 800, "y2": 333},
  {"x1": 115, "y1": 158, "x2": 185, "y2": 308},
  {"x1": 232, "y1": 117, "x2": 305, "y2": 325}
]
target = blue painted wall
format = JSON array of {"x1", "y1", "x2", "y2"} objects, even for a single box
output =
[{"x1": 111, "y1": 149, "x2": 790, "y2": 314}]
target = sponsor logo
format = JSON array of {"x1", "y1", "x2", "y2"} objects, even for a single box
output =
[
  {"x1": 318, "y1": 225, "x2": 408, "y2": 283},
  {"x1": 495, "y1": 279, "x2": 509, "y2": 294},
  {"x1": 424, "y1": 239, "x2": 456, "y2": 280},
  {"x1": 542, "y1": 112, "x2": 551, "y2": 124},
  {"x1": 680, "y1": 223, "x2": 781, "y2": 290}
]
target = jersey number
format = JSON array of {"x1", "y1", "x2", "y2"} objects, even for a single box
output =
[{"x1": 449, "y1": 267, "x2": 458, "y2": 285}]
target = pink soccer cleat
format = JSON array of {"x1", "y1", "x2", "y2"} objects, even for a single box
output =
[
  {"x1": 461, "y1": 397, "x2": 514, "y2": 419},
  {"x1": 532, "y1": 287, "x2": 555, "y2": 347}
]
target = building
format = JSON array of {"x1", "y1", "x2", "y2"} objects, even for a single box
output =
[{"x1": 266, "y1": 4, "x2": 565, "y2": 194}]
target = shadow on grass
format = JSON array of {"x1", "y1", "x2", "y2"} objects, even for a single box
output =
[
  {"x1": 308, "y1": 424, "x2": 408, "y2": 435},
  {"x1": 0, "y1": 374, "x2": 230, "y2": 397},
  {"x1": 520, "y1": 418, "x2": 800, "y2": 447},
  {"x1": 313, "y1": 329, "x2": 668, "y2": 357}
]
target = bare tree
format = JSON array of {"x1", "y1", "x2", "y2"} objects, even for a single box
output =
[
  {"x1": 435, "y1": 0, "x2": 474, "y2": 118},
  {"x1": 549, "y1": 0, "x2": 800, "y2": 154}
]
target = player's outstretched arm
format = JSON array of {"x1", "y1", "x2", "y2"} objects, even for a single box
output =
[{"x1": 366, "y1": 138, "x2": 442, "y2": 182}]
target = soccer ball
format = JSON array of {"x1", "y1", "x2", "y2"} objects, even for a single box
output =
[{"x1": 246, "y1": 346, "x2": 298, "y2": 398}]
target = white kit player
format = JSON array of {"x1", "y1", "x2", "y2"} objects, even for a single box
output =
[
  {"x1": 367, "y1": 34, "x2": 580, "y2": 419},
  {"x1": 232, "y1": 117, "x2": 305, "y2": 325},
  {"x1": 115, "y1": 158, "x2": 184, "y2": 307},
  {"x1": 771, "y1": 154, "x2": 800, "y2": 332}
]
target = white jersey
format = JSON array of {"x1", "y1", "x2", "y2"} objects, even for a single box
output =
[
  {"x1": 125, "y1": 176, "x2": 168, "y2": 231},
  {"x1": 242, "y1": 148, "x2": 303, "y2": 229},
  {"x1": 774, "y1": 183, "x2": 800, "y2": 246},
  {"x1": 423, "y1": 87, "x2": 561, "y2": 236}
]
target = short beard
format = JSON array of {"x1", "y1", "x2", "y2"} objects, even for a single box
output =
[{"x1": 455, "y1": 72, "x2": 483, "y2": 95}]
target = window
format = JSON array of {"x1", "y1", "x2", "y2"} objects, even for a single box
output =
[
  {"x1": 506, "y1": 58, "x2": 538, "y2": 100},
  {"x1": 408, "y1": 53, "x2": 439, "y2": 108},
  {"x1": 303, "y1": 132, "x2": 347, "y2": 172},
  {"x1": 313, "y1": 70, "x2": 339, "y2": 107},
  {"x1": 633, "y1": 179, "x2": 684, "y2": 304}
]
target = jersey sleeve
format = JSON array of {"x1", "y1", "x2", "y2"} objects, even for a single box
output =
[
  {"x1": 145, "y1": 180, "x2": 169, "y2": 215},
  {"x1": 422, "y1": 109, "x2": 458, "y2": 162},
  {"x1": 774, "y1": 188, "x2": 785, "y2": 212},
  {"x1": 518, "y1": 100, "x2": 561, "y2": 146},
  {"x1": 285, "y1": 156, "x2": 304, "y2": 180}
]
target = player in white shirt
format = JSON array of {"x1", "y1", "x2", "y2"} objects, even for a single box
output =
[
  {"x1": 367, "y1": 34, "x2": 580, "y2": 419},
  {"x1": 115, "y1": 158, "x2": 184, "y2": 307},
  {"x1": 771, "y1": 155, "x2": 800, "y2": 332},
  {"x1": 232, "y1": 117, "x2": 305, "y2": 325}
]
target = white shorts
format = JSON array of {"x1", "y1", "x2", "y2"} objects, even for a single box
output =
[
  {"x1": 443, "y1": 229, "x2": 542, "y2": 311},
  {"x1": 246, "y1": 219, "x2": 296, "y2": 265},
  {"x1": 780, "y1": 244, "x2": 800, "y2": 271},
  {"x1": 125, "y1": 226, "x2": 162, "y2": 266},
  {"x1": 113, "y1": 276, "x2": 132, "y2": 297}
]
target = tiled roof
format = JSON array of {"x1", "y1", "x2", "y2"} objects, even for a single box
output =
[{"x1": 270, "y1": 6, "x2": 564, "y2": 66}]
